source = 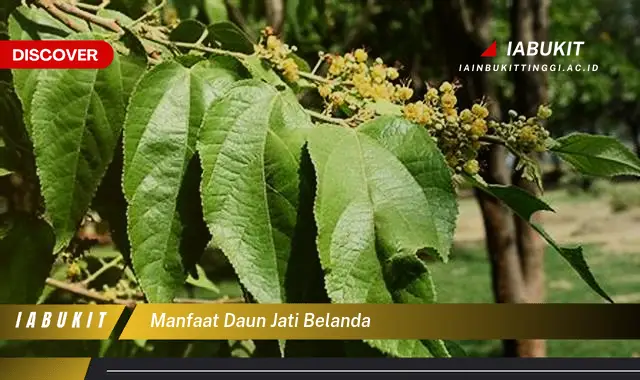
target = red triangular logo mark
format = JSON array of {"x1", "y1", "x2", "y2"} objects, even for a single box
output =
[{"x1": 481, "y1": 41, "x2": 497, "y2": 57}]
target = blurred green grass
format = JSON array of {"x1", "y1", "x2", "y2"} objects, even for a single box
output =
[{"x1": 431, "y1": 243, "x2": 640, "y2": 357}]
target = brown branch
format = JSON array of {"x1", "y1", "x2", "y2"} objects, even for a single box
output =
[
  {"x1": 35, "y1": 0, "x2": 89, "y2": 33},
  {"x1": 173, "y1": 297, "x2": 245, "y2": 304},
  {"x1": 53, "y1": 1, "x2": 124, "y2": 34},
  {"x1": 45, "y1": 278, "x2": 137, "y2": 308},
  {"x1": 46, "y1": 278, "x2": 245, "y2": 307}
]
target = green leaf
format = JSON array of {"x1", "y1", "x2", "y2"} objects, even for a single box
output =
[
  {"x1": 123, "y1": 57, "x2": 245, "y2": 303},
  {"x1": 26, "y1": 33, "x2": 126, "y2": 250},
  {"x1": 307, "y1": 118, "x2": 457, "y2": 357},
  {"x1": 465, "y1": 174, "x2": 613, "y2": 303},
  {"x1": 169, "y1": 19, "x2": 207, "y2": 53},
  {"x1": 241, "y1": 54, "x2": 286, "y2": 86},
  {"x1": 8, "y1": 4, "x2": 84, "y2": 136},
  {"x1": 551, "y1": 133, "x2": 640, "y2": 177},
  {"x1": 8, "y1": 4, "x2": 86, "y2": 41},
  {"x1": 96, "y1": 9, "x2": 173, "y2": 60},
  {"x1": 0, "y1": 214, "x2": 55, "y2": 303},
  {"x1": 207, "y1": 21, "x2": 255, "y2": 54},
  {"x1": 204, "y1": 0, "x2": 228, "y2": 23},
  {"x1": 198, "y1": 79, "x2": 312, "y2": 303}
]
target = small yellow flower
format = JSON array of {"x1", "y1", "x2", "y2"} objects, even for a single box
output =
[
  {"x1": 372, "y1": 83, "x2": 391, "y2": 100},
  {"x1": 470, "y1": 118, "x2": 487, "y2": 137},
  {"x1": 444, "y1": 107, "x2": 457, "y2": 117},
  {"x1": 280, "y1": 58, "x2": 299, "y2": 82},
  {"x1": 345, "y1": 52, "x2": 355, "y2": 62},
  {"x1": 330, "y1": 91, "x2": 345, "y2": 106},
  {"x1": 328, "y1": 56, "x2": 346, "y2": 76},
  {"x1": 460, "y1": 109, "x2": 474, "y2": 123},
  {"x1": 518, "y1": 126, "x2": 537, "y2": 143},
  {"x1": 471, "y1": 103, "x2": 489, "y2": 119},
  {"x1": 371, "y1": 64, "x2": 387, "y2": 82},
  {"x1": 439, "y1": 81, "x2": 454, "y2": 93},
  {"x1": 66, "y1": 262, "x2": 81, "y2": 279},
  {"x1": 441, "y1": 93, "x2": 457, "y2": 108},
  {"x1": 396, "y1": 86, "x2": 413, "y2": 101},
  {"x1": 318, "y1": 84, "x2": 332, "y2": 98},
  {"x1": 354, "y1": 48, "x2": 368, "y2": 62},
  {"x1": 425, "y1": 87, "x2": 439, "y2": 101},
  {"x1": 463, "y1": 159, "x2": 480, "y2": 175},
  {"x1": 386, "y1": 67, "x2": 399, "y2": 80},
  {"x1": 537, "y1": 104, "x2": 552, "y2": 119},
  {"x1": 266, "y1": 35, "x2": 281, "y2": 51}
]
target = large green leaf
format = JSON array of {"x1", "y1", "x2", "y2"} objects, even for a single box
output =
[
  {"x1": 197, "y1": 80, "x2": 312, "y2": 303},
  {"x1": 307, "y1": 120, "x2": 457, "y2": 357},
  {"x1": 0, "y1": 214, "x2": 55, "y2": 303},
  {"x1": 123, "y1": 57, "x2": 245, "y2": 302},
  {"x1": 25, "y1": 33, "x2": 126, "y2": 250},
  {"x1": 8, "y1": 4, "x2": 85, "y2": 136},
  {"x1": 551, "y1": 133, "x2": 640, "y2": 177},
  {"x1": 466, "y1": 175, "x2": 613, "y2": 303}
]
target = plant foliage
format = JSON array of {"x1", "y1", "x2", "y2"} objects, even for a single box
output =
[{"x1": 2, "y1": 0, "x2": 640, "y2": 358}]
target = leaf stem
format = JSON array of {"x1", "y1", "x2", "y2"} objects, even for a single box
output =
[
  {"x1": 128, "y1": 0, "x2": 166, "y2": 29},
  {"x1": 81, "y1": 255, "x2": 123, "y2": 286},
  {"x1": 75, "y1": 0, "x2": 110, "y2": 12},
  {"x1": 142, "y1": 36, "x2": 248, "y2": 59},
  {"x1": 172, "y1": 297, "x2": 245, "y2": 304},
  {"x1": 299, "y1": 71, "x2": 332, "y2": 84},
  {"x1": 306, "y1": 109, "x2": 349, "y2": 126},
  {"x1": 478, "y1": 135, "x2": 506, "y2": 146}
]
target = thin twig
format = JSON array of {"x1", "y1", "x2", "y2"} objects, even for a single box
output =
[
  {"x1": 128, "y1": 0, "x2": 166, "y2": 29},
  {"x1": 306, "y1": 110, "x2": 349, "y2": 126},
  {"x1": 310, "y1": 55, "x2": 325, "y2": 75},
  {"x1": 478, "y1": 135, "x2": 505, "y2": 146},
  {"x1": 299, "y1": 71, "x2": 332, "y2": 84},
  {"x1": 35, "y1": 0, "x2": 89, "y2": 33},
  {"x1": 45, "y1": 278, "x2": 136, "y2": 307},
  {"x1": 173, "y1": 297, "x2": 245, "y2": 304},
  {"x1": 194, "y1": 28, "x2": 209, "y2": 46},
  {"x1": 75, "y1": 0, "x2": 110, "y2": 11},
  {"x1": 81, "y1": 256, "x2": 123, "y2": 286},
  {"x1": 54, "y1": 1, "x2": 124, "y2": 34},
  {"x1": 143, "y1": 36, "x2": 247, "y2": 59}
]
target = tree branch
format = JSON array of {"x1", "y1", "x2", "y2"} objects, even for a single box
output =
[{"x1": 45, "y1": 278, "x2": 137, "y2": 307}]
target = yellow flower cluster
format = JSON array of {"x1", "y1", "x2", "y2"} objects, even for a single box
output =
[
  {"x1": 255, "y1": 29, "x2": 300, "y2": 82},
  {"x1": 402, "y1": 81, "x2": 490, "y2": 175},
  {"x1": 316, "y1": 49, "x2": 415, "y2": 122},
  {"x1": 492, "y1": 105, "x2": 552, "y2": 154}
]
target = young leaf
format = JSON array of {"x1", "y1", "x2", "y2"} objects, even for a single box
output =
[
  {"x1": 551, "y1": 133, "x2": 640, "y2": 177},
  {"x1": 465, "y1": 175, "x2": 613, "y2": 303},
  {"x1": 307, "y1": 120, "x2": 456, "y2": 357},
  {"x1": 26, "y1": 33, "x2": 126, "y2": 250},
  {"x1": 198, "y1": 80, "x2": 312, "y2": 304},
  {"x1": 0, "y1": 214, "x2": 55, "y2": 303},
  {"x1": 123, "y1": 57, "x2": 245, "y2": 302}
]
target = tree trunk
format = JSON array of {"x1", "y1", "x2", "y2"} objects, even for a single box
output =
[
  {"x1": 509, "y1": 0, "x2": 550, "y2": 357},
  {"x1": 433, "y1": 0, "x2": 527, "y2": 355}
]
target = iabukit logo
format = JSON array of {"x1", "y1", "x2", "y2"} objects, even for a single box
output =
[{"x1": 459, "y1": 40, "x2": 598, "y2": 72}]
